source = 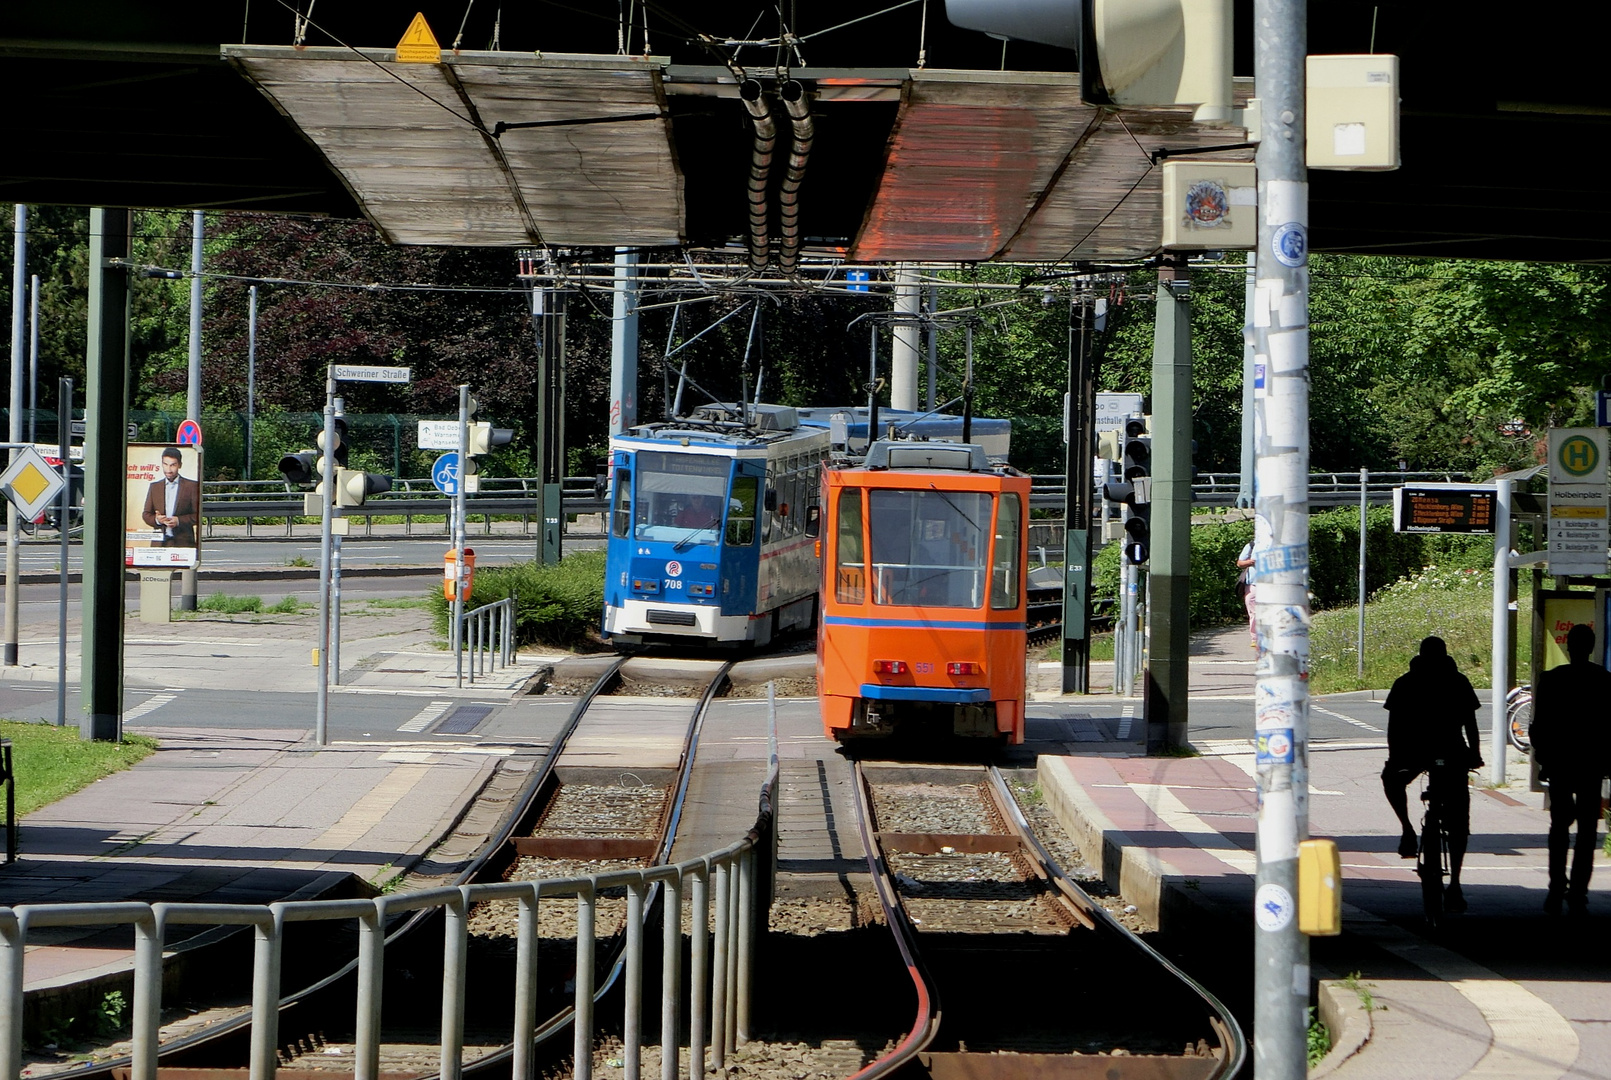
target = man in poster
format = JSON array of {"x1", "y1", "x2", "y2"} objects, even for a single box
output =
[{"x1": 141, "y1": 447, "x2": 201, "y2": 547}]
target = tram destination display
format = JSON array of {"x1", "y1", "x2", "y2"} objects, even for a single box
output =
[{"x1": 1392, "y1": 485, "x2": 1496, "y2": 534}]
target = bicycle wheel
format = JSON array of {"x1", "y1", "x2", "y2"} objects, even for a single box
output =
[
  {"x1": 1507, "y1": 691, "x2": 1533, "y2": 753},
  {"x1": 1418, "y1": 801, "x2": 1444, "y2": 925}
]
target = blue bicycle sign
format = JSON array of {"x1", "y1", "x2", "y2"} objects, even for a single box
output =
[{"x1": 432, "y1": 452, "x2": 461, "y2": 495}]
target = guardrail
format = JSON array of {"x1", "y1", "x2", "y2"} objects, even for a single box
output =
[
  {"x1": 0, "y1": 688, "x2": 784, "y2": 1080},
  {"x1": 460, "y1": 597, "x2": 517, "y2": 686}
]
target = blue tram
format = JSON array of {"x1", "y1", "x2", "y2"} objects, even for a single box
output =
[{"x1": 602, "y1": 404, "x2": 831, "y2": 648}]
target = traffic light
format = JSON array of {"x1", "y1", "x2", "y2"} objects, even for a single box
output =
[
  {"x1": 943, "y1": 0, "x2": 1233, "y2": 121},
  {"x1": 316, "y1": 416, "x2": 348, "y2": 476},
  {"x1": 279, "y1": 451, "x2": 318, "y2": 487},
  {"x1": 1120, "y1": 417, "x2": 1151, "y2": 564},
  {"x1": 468, "y1": 422, "x2": 514, "y2": 456},
  {"x1": 335, "y1": 468, "x2": 393, "y2": 507}
]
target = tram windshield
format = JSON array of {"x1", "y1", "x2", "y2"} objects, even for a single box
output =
[
  {"x1": 632, "y1": 451, "x2": 731, "y2": 545},
  {"x1": 867, "y1": 489, "x2": 993, "y2": 608}
]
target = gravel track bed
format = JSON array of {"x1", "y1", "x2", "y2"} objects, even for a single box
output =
[
  {"x1": 725, "y1": 677, "x2": 817, "y2": 699},
  {"x1": 536, "y1": 784, "x2": 667, "y2": 838},
  {"x1": 1008, "y1": 780, "x2": 1154, "y2": 935}
]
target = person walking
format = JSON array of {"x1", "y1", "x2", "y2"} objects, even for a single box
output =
[
  {"x1": 1530, "y1": 623, "x2": 1611, "y2": 917},
  {"x1": 1382, "y1": 636, "x2": 1483, "y2": 913},
  {"x1": 1236, "y1": 540, "x2": 1256, "y2": 648}
]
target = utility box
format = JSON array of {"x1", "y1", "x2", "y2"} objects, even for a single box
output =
[
  {"x1": 1160, "y1": 160, "x2": 1256, "y2": 250},
  {"x1": 1306, "y1": 54, "x2": 1401, "y2": 171}
]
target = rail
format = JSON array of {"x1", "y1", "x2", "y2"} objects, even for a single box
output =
[
  {"x1": 458, "y1": 597, "x2": 517, "y2": 687},
  {"x1": 0, "y1": 683, "x2": 784, "y2": 1080}
]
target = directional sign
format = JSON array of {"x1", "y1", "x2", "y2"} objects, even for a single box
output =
[
  {"x1": 69, "y1": 421, "x2": 139, "y2": 439},
  {"x1": 0, "y1": 446, "x2": 66, "y2": 519},
  {"x1": 432, "y1": 452, "x2": 461, "y2": 495},
  {"x1": 418, "y1": 420, "x2": 463, "y2": 450},
  {"x1": 176, "y1": 419, "x2": 203, "y2": 445},
  {"x1": 1095, "y1": 393, "x2": 1145, "y2": 433},
  {"x1": 331, "y1": 364, "x2": 412, "y2": 383}
]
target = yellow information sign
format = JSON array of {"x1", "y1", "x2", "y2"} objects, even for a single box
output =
[{"x1": 396, "y1": 12, "x2": 442, "y2": 63}]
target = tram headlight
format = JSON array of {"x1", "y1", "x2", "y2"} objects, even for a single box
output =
[{"x1": 631, "y1": 578, "x2": 660, "y2": 594}]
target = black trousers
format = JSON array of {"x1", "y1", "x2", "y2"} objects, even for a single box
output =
[{"x1": 1548, "y1": 778, "x2": 1603, "y2": 901}]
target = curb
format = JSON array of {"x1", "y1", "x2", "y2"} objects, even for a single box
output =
[{"x1": 1310, "y1": 977, "x2": 1373, "y2": 1077}]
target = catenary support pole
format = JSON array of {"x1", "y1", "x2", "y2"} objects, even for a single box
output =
[
  {"x1": 1251, "y1": 0, "x2": 1312, "y2": 1074},
  {"x1": 890, "y1": 264, "x2": 921, "y2": 411},
  {"x1": 1491, "y1": 477, "x2": 1512, "y2": 786},
  {"x1": 57, "y1": 378, "x2": 72, "y2": 727},
  {"x1": 610, "y1": 249, "x2": 639, "y2": 438},
  {"x1": 6, "y1": 204, "x2": 26, "y2": 666},
  {"x1": 179, "y1": 210, "x2": 203, "y2": 612},
  {"x1": 82, "y1": 208, "x2": 132, "y2": 741},
  {"x1": 1062, "y1": 290, "x2": 1097, "y2": 693},
  {"x1": 455, "y1": 384, "x2": 469, "y2": 686},
  {"x1": 1357, "y1": 468, "x2": 1367, "y2": 681},
  {"x1": 315, "y1": 375, "x2": 335, "y2": 746},
  {"x1": 925, "y1": 285, "x2": 938, "y2": 412},
  {"x1": 1238, "y1": 255, "x2": 1257, "y2": 509},
  {"x1": 247, "y1": 285, "x2": 257, "y2": 480},
  {"x1": 332, "y1": 397, "x2": 344, "y2": 685},
  {"x1": 1146, "y1": 257, "x2": 1192, "y2": 752},
  {"x1": 28, "y1": 275, "x2": 40, "y2": 446}
]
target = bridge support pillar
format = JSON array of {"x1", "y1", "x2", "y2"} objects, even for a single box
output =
[
  {"x1": 1145, "y1": 257, "x2": 1192, "y2": 753},
  {"x1": 81, "y1": 208, "x2": 131, "y2": 741}
]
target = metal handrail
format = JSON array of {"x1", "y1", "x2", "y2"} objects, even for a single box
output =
[
  {"x1": 458, "y1": 597, "x2": 517, "y2": 687},
  {"x1": 0, "y1": 683, "x2": 785, "y2": 1080}
]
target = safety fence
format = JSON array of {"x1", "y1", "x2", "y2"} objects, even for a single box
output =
[
  {"x1": 460, "y1": 597, "x2": 517, "y2": 686},
  {"x1": 0, "y1": 748, "x2": 780, "y2": 1080}
]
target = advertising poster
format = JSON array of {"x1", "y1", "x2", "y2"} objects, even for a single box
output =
[
  {"x1": 126, "y1": 443, "x2": 203, "y2": 569},
  {"x1": 1539, "y1": 593, "x2": 1598, "y2": 673}
]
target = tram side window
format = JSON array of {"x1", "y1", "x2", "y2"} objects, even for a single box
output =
[
  {"x1": 991, "y1": 493, "x2": 1022, "y2": 610},
  {"x1": 835, "y1": 487, "x2": 865, "y2": 604},
  {"x1": 612, "y1": 470, "x2": 631, "y2": 538},
  {"x1": 727, "y1": 476, "x2": 758, "y2": 546}
]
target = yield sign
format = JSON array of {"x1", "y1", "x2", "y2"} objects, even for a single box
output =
[{"x1": 0, "y1": 446, "x2": 66, "y2": 519}]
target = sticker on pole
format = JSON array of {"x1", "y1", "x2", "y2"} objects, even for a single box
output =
[
  {"x1": 1255, "y1": 883, "x2": 1295, "y2": 932},
  {"x1": 0, "y1": 447, "x2": 66, "y2": 520},
  {"x1": 432, "y1": 452, "x2": 461, "y2": 496},
  {"x1": 1271, "y1": 222, "x2": 1307, "y2": 267}
]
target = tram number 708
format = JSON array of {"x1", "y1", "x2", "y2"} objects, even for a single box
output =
[{"x1": 665, "y1": 579, "x2": 684, "y2": 590}]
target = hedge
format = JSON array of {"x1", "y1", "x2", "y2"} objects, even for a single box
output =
[{"x1": 430, "y1": 548, "x2": 607, "y2": 647}]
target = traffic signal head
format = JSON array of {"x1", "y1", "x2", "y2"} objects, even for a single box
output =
[
  {"x1": 468, "y1": 422, "x2": 514, "y2": 456},
  {"x1": 278, "y1": 451, "x2": 318, "y2": 486},
  {"x1": 317, "y1": 416, "x2": 349, "y2": 473},
  {"x1": 1120, "y1": 416, "x2": 1150, "y2": 565},
  {"x1": 1123, "y1": 512, "x2": 1150, "y2": 565},
  {"x1": 1122, "y1": 418, "x2": 1151, "y2": 482},
  {"x1": 335, "y1": 469, "x2": 393, "y2": 507}
]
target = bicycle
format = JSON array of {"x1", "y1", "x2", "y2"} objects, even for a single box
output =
[
  {"x1": 1416, "y1": 760, "x2": 1472, "y2": 926},
  {"x1": 1505, "y1": 684, "x2": 1533, "y2": 753}
]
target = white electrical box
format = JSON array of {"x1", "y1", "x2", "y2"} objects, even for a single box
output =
[
  {"x1": 1160, "y1": 160, "x2": 1257, "y2": 251},
  {"x1": 1306, "y1": 54, "x2": 1400, "y2": 170}
]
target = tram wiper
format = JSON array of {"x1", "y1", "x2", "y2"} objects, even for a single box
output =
[{"x1": 673, "y1": 516, "x2": 723, "y2": 551}]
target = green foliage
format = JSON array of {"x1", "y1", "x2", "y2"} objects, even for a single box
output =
[
  {"x1": 197, "y1": 593, "x2": 265, "y2": 614},
  {"x1": 1308, "y1": 565, "x2": 1527, "y2": 694},
  {"x1": 1307, "y1": 1007, "x2": 1332, "y2": 1067},
  {"x1": 267, "y1": 596, "x2": 305, "y2": 614},
  {"x1": 95, "y1": 992, "x2": 127, "y2": 1038},
  {"x1": 0, "y1": 721, "x2": 158, "y2": 819},
  {"x1": 430, "y1": 549, "x2": 607, "y2": 647}
]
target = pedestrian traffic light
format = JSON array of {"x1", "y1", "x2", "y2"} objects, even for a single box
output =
[
  {"x1": 1120, "y1": 417, "x2": 1151, "y2": 565},
  {"x1": 943, "y1": 0, "x2": 1233, "y2": 120},
  {"x1": 316, "y1": 416, "x2": 348, "y2": 476},
  {"x1": 278, "y1": 451, "x2": 318, "y2": 487},
  {"x1": 335, "y1": 468, "x2": 393, "y2": 507},
  {"x1": 468, "y1": 422, "x2": 514, "y2": 457}
]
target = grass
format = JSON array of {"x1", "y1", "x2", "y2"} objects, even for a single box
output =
[
  {"x1": 0, "y1": 720, "x2": 159, "y2": 818},
  {"x1": 364, "y1": 597, "x2": 432, "y2": 610},
  {"x1": 1307, "y1": 1007, "x2": 1332, "y2": 1067},
  {"x1": 1341, "y1": 971, "x2": 1384, "y2": 1012},
  {"x1": 1039, "y1": 632, "x2": 1114, "y2": 664},
  {"x1": 190, "y1": 593, "x2": 304, "y2": 615},
  {"x1": 1308, "y1": 565, "x2": 1529, "y2": 694}
]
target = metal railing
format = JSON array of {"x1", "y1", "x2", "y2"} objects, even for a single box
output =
[
  {"x1": 459, "y1": 597, "x2": 517, "y2": 687},
  {"x1": 0, "y1": 683, "x2": 785, "y2": 1080}
]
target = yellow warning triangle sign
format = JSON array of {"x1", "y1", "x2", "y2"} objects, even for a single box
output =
[{"x1": 396, "y1": 12, "x2": 442, "y2": 63}]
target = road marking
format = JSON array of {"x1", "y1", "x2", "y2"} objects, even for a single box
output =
[
  {"x1": 1117, "y1": 704, "x2": 1136, "y2": 740},
  {"x1": 1343, "y1": 903, "x2": 1578, "y2": 1078},
  {"x1": 1129, "y1": 783, "x2": 1258, "y2": 872},
  {"x1": 1312, "y1": 701, "x2": 1383, "y2": 733},
  {"x1": 398, "y1": 700, "x2": 453, "y2": 732},
  {"x1": 123, "y1": 693, "x2": 177, "y2": 722},
  {"x1": 306, "y1": 763, "x2": 433, "y2": 850}
]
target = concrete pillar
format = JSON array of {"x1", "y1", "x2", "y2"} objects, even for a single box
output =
[
  {"x1": 1145, "y1": 259, "x2": 1192, "y2": 753},
  {"x1": 889, "y1": 264, "x2": 921, "y2": 411}
]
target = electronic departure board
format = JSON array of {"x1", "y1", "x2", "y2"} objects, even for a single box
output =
[{"x1": 1392, "y1": 486, "x2": 1496, "y2": 534}]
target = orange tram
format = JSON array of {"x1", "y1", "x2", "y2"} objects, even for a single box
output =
[{"x1": 816, "y1": 440, "x2": 1032, "y2": 744}]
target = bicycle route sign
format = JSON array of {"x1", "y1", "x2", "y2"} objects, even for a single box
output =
[
  {"x1": 432, "y1": 452, "x2": 461, "y2": 496},
  {"x1": 1547, "y1": 427, "x2": 1609, "y2": 575}
]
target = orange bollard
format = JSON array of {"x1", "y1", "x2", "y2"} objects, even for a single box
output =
[{"x1": 444, "y1": 548, "x2": 478, "y2": 602}]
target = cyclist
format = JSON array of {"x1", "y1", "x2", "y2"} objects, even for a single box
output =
[
  {"x1": 1530, "y1": 623, "x2": 1611, "y2": 917},
  {"x1": 1382, "y1": 636, "x2": 1483, "y2": 913}
]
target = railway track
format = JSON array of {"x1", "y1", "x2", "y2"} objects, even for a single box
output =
[
  {"x1": 847, "y1": 762, "x2": 1245, "y2": 1080},
  {"x1": 40, "y1": 658, "x2": 741, "y2": 1080}
]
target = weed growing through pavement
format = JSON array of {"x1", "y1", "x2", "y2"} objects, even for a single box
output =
[
  {"x1": 1306, "y1": 1007, "x2": 1331, "y2": 1067},
  {"x1": 1341, "y1": 971, "x2": 1384, "y2": 1012},
  {"x1": 284, "y1": 554, "x2": 313, "y2": 568},
  {"x1": 197, "y1": 593, "x2": 265, "y2": 614},
  {"x1": 267, "y1": 596, "x2": 304, "y2": 613},
  {"x1": 95, "y1": 991, "x2": 126, "y2": 1037}
]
